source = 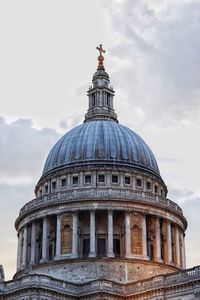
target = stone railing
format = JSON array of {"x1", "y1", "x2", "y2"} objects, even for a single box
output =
[
  {"x1": 1, "y1": 266, "x2": 200, "y2": 296},
  {"x1": 19, "y1": 187, "x2": 183, "y2": 217}
]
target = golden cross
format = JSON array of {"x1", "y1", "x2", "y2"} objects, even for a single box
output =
[{"x1": 96, "y1": 44, "x2": 106, "y2": 56}]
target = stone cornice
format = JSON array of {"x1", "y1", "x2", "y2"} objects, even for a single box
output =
[
  {"x1": 15, "y1": 188, "x2": 186, "y2": 229},
  {"x1": 2, "y1": 266, "x2": 200, "y2": 299}
]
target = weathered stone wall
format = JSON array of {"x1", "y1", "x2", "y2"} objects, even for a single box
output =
[{"x1": 27, "y1": 259, "x2": 176, "y2": 283}]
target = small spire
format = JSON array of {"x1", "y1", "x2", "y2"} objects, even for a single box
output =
[{"x1": 96, "y1": 44, "x2": 106, "y2": 70}]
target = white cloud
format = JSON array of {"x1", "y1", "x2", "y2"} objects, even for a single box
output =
[
  {"x1": 0, "y1": 117, "x2": 60, "y2": 184},
  {"x1": 104, "y1": 0, "x2": 200, "y2": 125}
]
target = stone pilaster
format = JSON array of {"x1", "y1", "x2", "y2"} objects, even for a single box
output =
[
  {"x1": 22, "y1": 226, "x2": 28, "y2": 268},
  {"x1": 30, "y1": 222, "x2": 36, "y2": 265},
  {"x1": 41, "y1": 216, "x2": 48, "y2": 263},
  {"x1": 107, "y1": 210, "x2": 114, "y2": 257},
  {"x1": 125, "y1": 212, "x2": 131, "y2": 258},
  {"x1": 89, "y1": 210, "x2": 96, "y2": 257},
  {"x1": 72, "y1": 211, "x2": 78, "y2": 258},
  {"x1": 55, "y1": 214, "x2": 61, "y2": 259}
]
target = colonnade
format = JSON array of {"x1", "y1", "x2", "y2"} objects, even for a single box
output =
[{"x1": 16, "y1": 210, "x2": 186, "y2": 271}]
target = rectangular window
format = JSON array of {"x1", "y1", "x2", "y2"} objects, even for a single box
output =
[
  {"x1": 155, "y1": 185, "x2": 158, "y2": 193},
  {"x1": 52, "y1": 181, "x2": 56, "y2": 190},
  {"x1": 146, "y1": 181, "x2": 151, "y2": 190},
  {"x1": 98, "y1": 174, "x2": 105, "y2": 183},
  {"x1": 112, "y1": 175, "x2": 118, "y2": 183},
  {"x1": 125, "y1": 176, "x2": 130, "y2": 184},
  {"x1": 61, "y1": 178, "x2": 66, "y2": 187},
  {"x1": 73, "y1": 176, "x2": 78, "y2": 185},
  {"x1": 45, "y1": 185, "x2": 48, "y2": 193},
  {"x1": 136, "y1": 178, "x2": 142, "y2": 187},
  {"x1": 85, "y1": 175, "x2": 91, "y2": 183}
]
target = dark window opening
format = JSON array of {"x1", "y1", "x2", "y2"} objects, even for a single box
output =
[
  {"x1": 73, "y1": 176, "x2": 78, "y2": 185},
  {"x1": 92, "y1": 94, "x2": 95, "y2": 106},
  {"x1": 97, "y1": 238, "x2": 106, "y2": 257},
  {"x1": 155, "y1": 185, "x2": 158, "y2": 193},
  {"x1": 52, "y1": 182, "x2": 56, "y2": 190},
  {"x1": 137, "y1": 179, "x2": 142, "y2": 187},
  {"x1": 45, "y1": 185, "x2": 48, "y2": 193},
  {"x1": 113, "y1": 239, "x2": 120, "y2": 257},
  {"x1": 112, "y1": 175, "x2": 118, "y2": 183},
  {"x1": 98, "y1": 174, "x2": 105, "y2": 182},
  {"x1": 61, "y1": 178, "x2": 66, "y2": 187},
  {"x1": 85, "y1": 175, "x2": 91, "y2": 183},
  {"x1": 125, "y1": 176, "x2": 130, "y2": 184},
  {"x1": 146, "y1": 181, "x2": 151, "y2": 190},
  {"x1": 83, "y1": 239, "x2": 90, "y2": 257}
]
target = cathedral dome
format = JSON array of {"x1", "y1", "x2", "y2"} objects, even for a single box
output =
[{"x1": 42, "y1": 120, "x2": 160, "y2": 177}]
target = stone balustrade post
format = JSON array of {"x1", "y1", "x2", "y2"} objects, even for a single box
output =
[
  {"x1": 22, "y1": 226, "x2": 28, "y2": 268},
  {"x1": 72, "y1": 211, "x2": 78, "y2": 258},
  {"x1": 107, "y1": 210, "x2": 114, "y2": 257},
  {"x1": 55, "y1": 214, "x2": 61, "y2": 259},
  {"x1": 125, "y1": 212, "x2": 131, "y2": 258},
  {"x1": 30, "y1": 222, "x2": 36, "y2": 265},
  {"x1": 41, "y1": 216, "x2": 48, "y2": 263},
  {"x1": 89, "y1": 210, "x2": 96, "y2": 257}
]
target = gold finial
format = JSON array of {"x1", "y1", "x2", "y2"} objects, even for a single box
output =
[{"x1": 96, "y1": 44, "x2": 106, "y2": 70}]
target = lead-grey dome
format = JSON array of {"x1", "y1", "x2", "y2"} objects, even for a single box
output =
[{"x1": 42, "y1": 120, "x2": 160, "y2": 177}]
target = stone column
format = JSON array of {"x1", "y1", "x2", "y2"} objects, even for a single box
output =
[
  {"x1": 41, "y1": 216, "x2": 48, "y2": 262},
  {"x1": 17, "y1": 230, "x2": 23, "y2": 271},
  {"x1": 89, "y1": 210, "x2": 96, "y2": 257},
  {"x1": 175, "y1": 226, "x2": 181, "y2": 267},
  {"x1": 30, "y1": 222, "x2": 36, "y2": 265},
  {"x1": 55, "y1": 214, "x2": 61, "y2": 259},
  {"x1": 180, "y1": 231, "x2": 186, "y2": 269},
  {"x1": 107, "y1": 210, "x2": 114, "y2": 257},
  {"x1": 22, "y1": 226, "x2": 28, "y2": 268},
  {"x1": 142, "y1": 214, "x2": 148, "y2": 258},
  {"x1": 155, "y1": 217, "x2": 162, "y2": 262},
  {"x1": 166, "y1": 221, "x2": 172, "y2": 264},
  {"x1": 72, "y1": 211, "x2": 78, "y2": 258},
  {"x1": 125, "y1": 212, "x2": 131, "y2": 258}
]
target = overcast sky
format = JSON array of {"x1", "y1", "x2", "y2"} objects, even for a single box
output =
[{"x1": 0, "y1": 0, "x2": 200, "y2": 280}]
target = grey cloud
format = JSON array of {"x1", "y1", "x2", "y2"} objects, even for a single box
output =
[
  {"x1": 104, "y1": 0, "x2": 200, "y2": 124},
  {"x1": 0, "y1": 117, "x2": 60, "y2": 183}
]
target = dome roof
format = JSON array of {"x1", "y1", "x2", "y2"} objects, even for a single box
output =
[{"x1": 42, "y1": 120, "x2": 160, "y2": 177}]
